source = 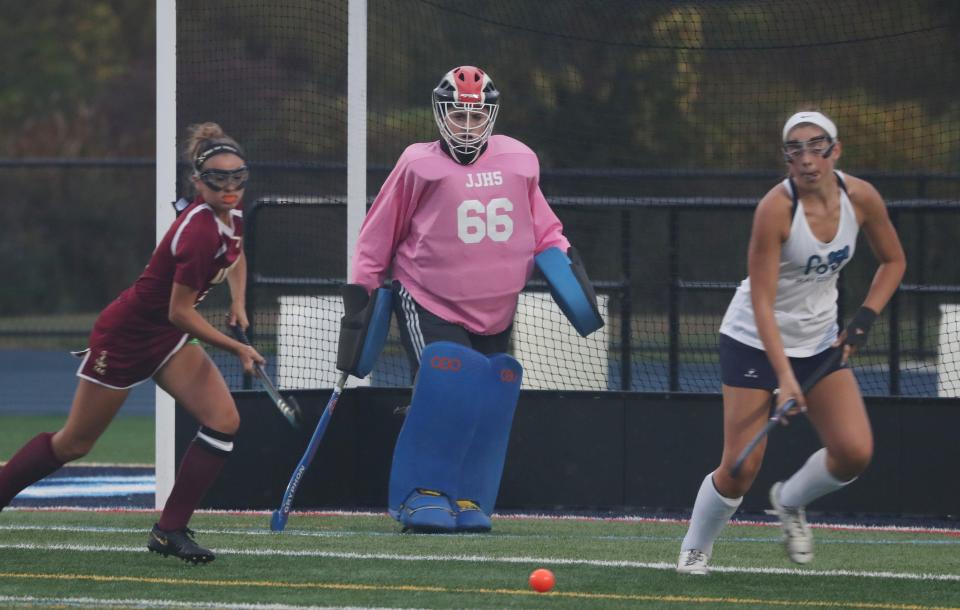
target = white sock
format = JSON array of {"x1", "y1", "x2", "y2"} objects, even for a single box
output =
[
  {"x1": 680, "y1": 472, "x2": 742, "y2": 556},
  {"x1": 779, "y1": 448, "x2": 853, "y2": 508}
]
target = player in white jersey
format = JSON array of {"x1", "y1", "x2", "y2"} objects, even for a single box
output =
[{"x1": 677, "y1": 111, "x2": 906, "y2": 574}]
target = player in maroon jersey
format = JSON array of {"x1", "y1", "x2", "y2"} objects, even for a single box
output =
[{"x1": 0, "y1": 122, "x2": 262, "y2": 564}]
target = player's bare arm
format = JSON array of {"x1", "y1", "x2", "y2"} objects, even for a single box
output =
[
  {"x1": 829, "y1": 176, "x2": 906, "y2": 361},
  {"x1": 849, "y1": 176, "x2": 906, "y2": 313},
  {"x1": 226, "y1": 251, "x2": 248, "y2": 329},
  {"x1": 168, "y1": 281, "x2": 264, "y2": 372}
]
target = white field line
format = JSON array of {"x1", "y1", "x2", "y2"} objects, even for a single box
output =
[
  {"x1": 59, "y1": 462, "x2": 155, "y2": 468},
  {"x1": 1, "y1": 523, "x2": 958, "y2": 546},
  {"x1": 0, "y1": 462, "x2": 153, "y2": 469},
  {"x1": 8, "y1": 506, "x2": 959, "y2": 537},
  {"x1": 16, "y1": 484, "x2": 155, "y2": 498},
  {"x1": 1, "y1": 542, "x2": 958, "y2": 582},
  {"x1": 503, "y1": 513, "x2": 960, "y2": 537},
  {"x1": 0, "y1": 596, "x2": 431, "y2": 610},
  {"x1": 28, "y1": 476, "x2": 155, "y2": 484}
]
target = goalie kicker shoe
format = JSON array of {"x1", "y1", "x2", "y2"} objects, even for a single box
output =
[
  {"x1": 399, "y1": 489, "x2": 456, "y2": 533},
  {"x1": 454, "y1": 499, "x2": 492, "y2": 533},
  {"x1": 676, "y1": 549, "x2": 710, "y2": 575},
  {"x1": 148, "y1": 523, "x2": 216, "y2": 564},
  {"x1": 767, "y1": 481, "x2": 813, "y2": 564}
]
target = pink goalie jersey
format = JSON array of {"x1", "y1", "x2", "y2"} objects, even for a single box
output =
[{"x1": 351, "y1": 134, "x2": 570, "y2": 334}]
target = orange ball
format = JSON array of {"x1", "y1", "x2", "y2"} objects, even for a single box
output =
[{"x1": 529, "y1": 568, "x2": 555, "y2": 592}]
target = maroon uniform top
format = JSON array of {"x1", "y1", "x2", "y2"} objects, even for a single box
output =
[
  {"x1": 133, "y1": 198, "x2": 245, "y2": 319},
  {"x1": 77, "y1": 198, "x2": 244, "y2": 389}
]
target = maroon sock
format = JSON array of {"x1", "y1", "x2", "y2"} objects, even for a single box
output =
[
  {"x1": 0, "y1": 432, "x2": 64, "y2": 509},
  {"x1": 158, "y1": 427, "x2": 233, "y2": 531}
]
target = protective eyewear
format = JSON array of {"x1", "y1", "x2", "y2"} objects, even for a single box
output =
[
  {"x1": 198, "y1": 166, "x2": 249, "y2": 191},
  {"x1": 782, "y1": 135, "x2": 835, "y2": 161}
]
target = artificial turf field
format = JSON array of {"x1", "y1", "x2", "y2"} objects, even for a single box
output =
[{"x1": 0, "y1": 509, "x2": 958, "y2": 609}]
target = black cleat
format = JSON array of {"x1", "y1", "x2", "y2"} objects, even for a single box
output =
[{"x1": 147, "y1": 523, "x2": 216, "y2": 564}]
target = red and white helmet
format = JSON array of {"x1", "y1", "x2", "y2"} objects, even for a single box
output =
[{"x1": 432, "y1": 66, "x2": 500, "y2": 164}]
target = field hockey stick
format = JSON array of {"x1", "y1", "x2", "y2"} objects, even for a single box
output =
[
  {"x1": 230, "y1": 325, "x2": 303, "y2": 429},
  {"x1": 729, "y1": 348, "x2": 844, "y2": 478},
  {"x1": 270, "y1": 370, "x2": 349, "y2": 532}
]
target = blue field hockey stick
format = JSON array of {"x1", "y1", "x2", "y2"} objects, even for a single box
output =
[{"x1": 270, "y1": 371, "x2": 349, "y2": 532}]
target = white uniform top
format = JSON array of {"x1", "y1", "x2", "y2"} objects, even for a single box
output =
[{"x1": 719, "y1": 171, "x2": 859, "y2": 357}]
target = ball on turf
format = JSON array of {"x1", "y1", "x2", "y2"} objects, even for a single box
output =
[{"x1": 529, "y1": 568, "x2": 555, "y2": 592}]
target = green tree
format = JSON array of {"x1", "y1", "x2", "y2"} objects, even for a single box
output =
[{"x1": 0, "y1": 1, "x2": 154, "y2": 156}]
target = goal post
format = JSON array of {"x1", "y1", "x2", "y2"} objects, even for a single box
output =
[
  {"x1": 155, "y1": 0, "x2": 177, "y2": 509},
  {"x1": 155, "y1": 0, "x2": 370, "y2": 507},
  {"x1": 347, "y1": 0, "x2": 367, "y2": 282}
]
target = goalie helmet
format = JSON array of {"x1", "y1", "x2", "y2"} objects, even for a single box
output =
[{"x1": 432, "y1": 66, "x2": 500, "y2": 165}]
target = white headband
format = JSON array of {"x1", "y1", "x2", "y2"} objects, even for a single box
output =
[{"x1": 782, "y1": 111, "x2": 838, "y2": 142}]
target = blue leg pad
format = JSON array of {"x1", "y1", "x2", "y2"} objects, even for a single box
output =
[
  {"x1": 455, "y1": 353, "x2": 523, "y2": 528},
  {"x1": 388, "y1": 342, "x2": 488, "y2": 526}
]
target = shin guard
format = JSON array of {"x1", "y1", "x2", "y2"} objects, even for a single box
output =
[
  {"x1": 158, "y1": 426, "x2": 234, "y2": 531},
  {"x1": 0, "y1": 432, "x2": 63, "y2": 509}
]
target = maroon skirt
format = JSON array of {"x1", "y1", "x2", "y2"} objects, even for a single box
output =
[{"x1": 75, "y1": 290, "x2": 189, "y2": 389}]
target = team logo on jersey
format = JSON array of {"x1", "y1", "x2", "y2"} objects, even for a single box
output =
[
  {"x1": 210, "y1": 267, "x2": 230, "y2": 285},
  {"x1": 465, "y1": 171, "x2": 503, "y2": 188},
  {"x1": 804, "y1": 245, "x2": 850, "y2": 275},
  {"x1": 210, "y1": 256, "x2": 240, "y2": 286},
  {"x1": 93, "y1": 350, "x2": 108, "y2": 376}
]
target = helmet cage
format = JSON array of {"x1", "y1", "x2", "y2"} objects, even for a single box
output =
[
  {"x1": 432, "y1": 66, "x2": 500, "y2": 164},
  {"x1": 433, "y1": 101, "x2": 499, "y2": 163}
]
